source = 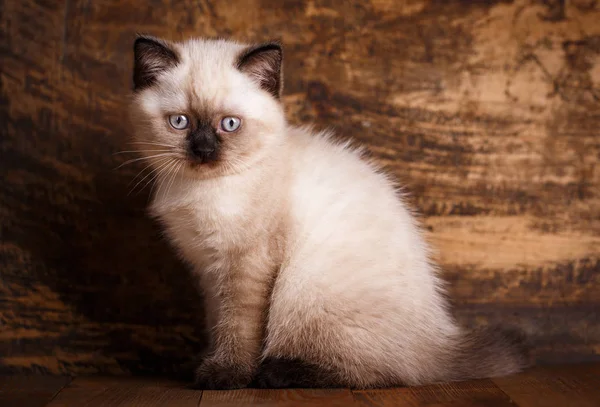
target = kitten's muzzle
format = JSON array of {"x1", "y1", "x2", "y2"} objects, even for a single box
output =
[{"x1": 188, "y1": 126, "x2": 220, "y2": 164}]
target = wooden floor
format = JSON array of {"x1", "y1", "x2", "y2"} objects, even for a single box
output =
[{"x1": 2, "y1": 363, "x2": 599, "y2": 407}]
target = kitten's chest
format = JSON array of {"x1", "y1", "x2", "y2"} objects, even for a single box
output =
[{"x1": 151, "y1": 179, "x2": 252, "y2": 261}]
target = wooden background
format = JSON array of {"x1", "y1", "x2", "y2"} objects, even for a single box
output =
[{"x1": 1, "y1": 0, "x2": 599, "y2": 376}]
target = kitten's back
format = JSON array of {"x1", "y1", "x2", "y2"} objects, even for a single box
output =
[{"x1": 262, "y1": 126, "x2": 530, "y2": 387}]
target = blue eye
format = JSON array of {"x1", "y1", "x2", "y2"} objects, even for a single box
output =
[
  {"x1": 221, "y1": 116, "x2": 241, "y2": 132},
  {"x1": 168, "y1": 114, "x2": 189, "y2": 130}
]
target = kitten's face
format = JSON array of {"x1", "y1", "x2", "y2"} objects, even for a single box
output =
[{"x1": 130, "y1": 36, "x2": 285, "y2": 179}]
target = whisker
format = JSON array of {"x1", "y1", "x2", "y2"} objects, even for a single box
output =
[
  {"x1": 128, "y1": 158, "x2": 166, "y2": 187},
  {"x1": 151, "y1": 160, "x2": 178, "y2": 199},
  {"x1": 114, "y1": 149, "x2": 173, "y2": 155},
  {"x1": 164, "y1": 161, "x2": 184, "y2": 201},
  {"x1": 127, "y1": 141, "x2": 178, "y2": 148},
  {"x1": 127, "y1": 157, "x2": 172, "y2": 195},
  {"x1": 159, "y1": 160, "x2": 180, "y2": 202},
  {"x1": 222, "y1": 156, "x2": 248, "y2": 174},
  {"x1": 145, "y1": 159, "x2": 176, "y2": 191},
  {"x1": 161, "y1": 165, "x2": 175, "y2": 201},
  {"x1": 114, "y1": 153, "x2": 177, "y2": 170}
]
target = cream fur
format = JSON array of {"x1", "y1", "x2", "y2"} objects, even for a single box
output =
[{"x1": 129, "y1": 37, "x2": 527, "y2": 388}]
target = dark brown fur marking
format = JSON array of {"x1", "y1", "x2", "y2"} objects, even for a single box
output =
[
  {"x1": 451, "y1": 325, "x2": 532, "y2": 381},
  {"x1": 236, "y1": 42, "x2": 283, "y2": 99},
  {"x1": 133, "y1": 35, "x2": 179, "y2": 91},
  {"x1": 191, "y1": 358, "x2": 253, "y2": 390},
  {"x1": 249, "y1": 357, "x2": 343, "y2": 389}
]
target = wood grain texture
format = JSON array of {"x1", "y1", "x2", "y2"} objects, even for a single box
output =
[
  {"x1": 201, "y1": 389, "x2": 356, "y2": 407},
  {"x1": 46, "y1": 377, "x2": 202, "y2": 407},
  {"x1": 0, "y1": 0, "x2": 599, "y2": 375},
  {"x1": 353, "y1": 379, "x2": 514, "y2": 407},
  {"x1": 0, "y1": 376, "x2": 71, "y2": 407},
  {"x1": 491, "y1": 363, "x2": 600, "y2": 407},
  {"x1": 4, "y1": 364, "x2": 600, "y2": 406}
]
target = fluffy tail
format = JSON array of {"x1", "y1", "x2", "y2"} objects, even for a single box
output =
[{"x1": 446, "y1": 325, "x2": 532, "y2": 381}]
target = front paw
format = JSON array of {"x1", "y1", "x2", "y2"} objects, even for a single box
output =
[{"x1": 192, "y1": 357, "x2": 253, "y2": 390}]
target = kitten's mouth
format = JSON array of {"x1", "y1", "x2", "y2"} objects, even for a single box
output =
[{"x1": 187, "y1": 148, "x2": 219, "y2": 165}]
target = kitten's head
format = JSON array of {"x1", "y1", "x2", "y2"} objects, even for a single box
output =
[{"x1": 129, "y1": 35, "x2": 285, "y2": 179}]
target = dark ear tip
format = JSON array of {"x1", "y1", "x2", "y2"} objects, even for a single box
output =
[
  {"x1": 236, "y1": 41, "x2": 284, "y2": 99},
  {"x1": 266, "y1": 41, "x2": 283, "y2": 53},
  {"x1": 133, "y1": 33, "x2": 161, "y2": 49},
  {"x1": 132, "y1": 34, "x2": 179, "y2": 90},
  {"x1": 256, "y1": 41, "x2": 283, "y2": 62},
  {"x1": 134, "y1": 32, "x2": 148, "y2": 42}
]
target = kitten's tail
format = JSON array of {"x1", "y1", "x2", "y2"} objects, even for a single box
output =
[{"x1": 446, "y1": 325, "x2": 532, "y2": 381}]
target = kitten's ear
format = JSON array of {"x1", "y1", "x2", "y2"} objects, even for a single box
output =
[
  {"x1": 237, "y1": 42, "x2": 283, "y2": 99},
  {"x1": 133, "y1": 35, "x2": 179, "y2": 91}
]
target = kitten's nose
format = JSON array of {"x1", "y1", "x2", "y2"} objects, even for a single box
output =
[{"x1": 188, "y1": 126, "x2": 220, "y2": 163}]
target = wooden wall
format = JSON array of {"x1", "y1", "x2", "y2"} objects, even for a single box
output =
[{"x1": 1, "y1": 0, "x2": 599, "y2": 375}]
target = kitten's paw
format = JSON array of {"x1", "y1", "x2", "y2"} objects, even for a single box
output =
[
  {"x1": 250, "y1": 357, "x2": 342, "y2": 389},
  {"x1": 192, "y1": 358, "x2": 252, "y2": 390},
  {"x1": 176, "y1": 355, "x2": 204, "y2": 383},
  {"x1": 251, "y1": 358, "x2": 298, "y2": 388}
]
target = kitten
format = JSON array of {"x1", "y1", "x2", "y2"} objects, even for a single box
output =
[{"x1": 129, "y1": 35, "x2": 529, "y2": 389}]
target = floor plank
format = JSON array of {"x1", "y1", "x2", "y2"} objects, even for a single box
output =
[
  {"x1": 492, "y1": 363, "x2": 600, "y2": 407},
  {"x1": 4, "y1": 363, "x2": 600, "y2": 406},
  {"x1": 0, "y1": 375, "x2": 71, "y2": 407},
  {"x1": 353, "y1": 378, "x2": 514, "y2": 407},
  {"x1": 200, "y1": 389, "x2": 357, "y2": 407},
  {"x1": 46, "y1": 377, "x2": 202, "y2": 407}
]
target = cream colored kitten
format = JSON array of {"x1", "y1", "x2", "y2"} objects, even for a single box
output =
[{"x1": 129, "y1": 35, "x2": 529, "y2": 389}]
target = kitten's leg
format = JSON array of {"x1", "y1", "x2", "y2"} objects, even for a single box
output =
[
  {"x1": 192, "y1": 255, "x2": 274, "y2": 390},
  {"x1": 176, "y1": 286, "x2": 217, "y2": 382}
]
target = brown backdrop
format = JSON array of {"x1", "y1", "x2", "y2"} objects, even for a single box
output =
[{"x1": 1, "y1": 0, "x2": 599, "y2": 376}]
